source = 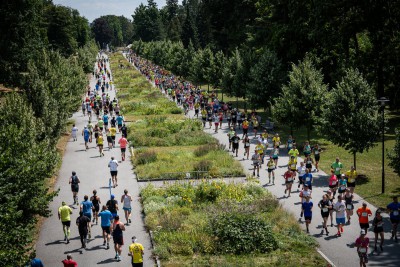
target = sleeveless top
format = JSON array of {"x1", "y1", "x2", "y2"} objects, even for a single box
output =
[
  {"x1": 92, "y1": 195, "x2": 99, "y2": 207},
  {"x1": 71, "y1": 175, "x2": 79, "y2": 185},
  {"x1": 122, "y1": 194, "x2": 131, "y2": 209}
]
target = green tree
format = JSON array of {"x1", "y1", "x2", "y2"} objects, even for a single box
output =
[
  {"x1": 273, "y1": 56, "x2": 328, "y2": 140},
  {"x1": 388, "y1": 128, "x2": 400, "y2": 176},
  {"x1": 248, "y1": 48, "x2": 284, "y2": 112},
  {"x1": 320, "y1": 68, "x2": 380, "y2": 167}
]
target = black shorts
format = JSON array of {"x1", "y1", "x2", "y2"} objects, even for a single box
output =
[
  {"x1": 102, "y1": 226, "x2": 111, "y2": 234},
  {"x1": 110, "y1": 171, "x2": 118, "y2": 176},
  {"x1": 321, "y1": 212, "x2": 330, "y2": 218},
  {"x1": 93, "y1": 204, "x2": 100, "y2": 212},
  {"x1": 112, "y1": 136, "x2": 116, "y2": 141},
  {"x1": 304, "y1": 216, "x2": 312, "y2": 221},
  {"x1": 267, "y1": 168, "x2": 274, "y2": 173},
  {"x1": 306, "y1": 164, "x2": 312, "y2": 169},
  {"x1": 132, "y1": 263, "x2": 143, "y2": 267},
  {"x1": 285, "y1": 180, "x2": 293, "y2": 184},
  {"x1": 314, "y1": 155, "x2": 320, "y2": 161},
  {"x1": 347, "y1": 182, "x2": 356, "y2": 187},
  {"x1": 113, "y1": 236, "x2": 124, "y2": 245},
  {"x1": 121, "y1": 148, "x2": 126, "y2": 152},
  {"x1": 373, "y1": 227, "x2": 384, "y2": 233},
  {"x1": 71, "y1": 185, "x2": 79, "y2": 193},
  {"x1": 390, "y1": 218, "x2": 399, "y2": 224},
  {"x1": 107, "y1": 136, "x2": 113, "y2": 143},
  {"x1": 360, "y1": 223, "x2": 369, "y2": 229},
  {"x1": 328, "y1": 184, "x2": 337, "y2": 189},
  {"x1": 232, "y1": 143, "x2": 239, "y2": 149},
  {"x1": 62, "y1": 221, "x2": 71, "y2": 227}
]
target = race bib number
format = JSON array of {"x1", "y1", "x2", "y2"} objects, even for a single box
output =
[
  {"x1": 377, "y1": 222, "x2": 384, "y2": 227},
  {"x1": 315, "y1": 151, "x2": 319, "y2": 155},
  {"x1": 331, "y1": 181, "x2": 337, "y2": 185},
  {"x1": 359, "y1": 247, "x2": 367, "y2": 253},
  {"x1": 393, "y1": 211, "x2": 399, "y2": 216},
  {"x1": 306, "y1": 177, "x2": 311, "y2": 182},
  {"x1": 287, "y1": 178, "x2": 293, "y2": 182},
  {"x1": 340, "y1": 186, "x2": 346, "y2": 190},
  {"x1": 246, "y1": 142, "x2": 250, "y2": 146},
  {"x1": 362, "y1": 212, "x2": 368, "y2": 217},
  {"x1": 322, "y1": 208, "x2": 328, "y2": 213},
  {"x1": 288, "y1": 144, "x2": 292, "y2": 148},
  {"x1": 336, "y1": 167, "x2": 340, "y2": 171},
  {"x1": 347, "y1": 204, "x2": 352, "y2": 210}
]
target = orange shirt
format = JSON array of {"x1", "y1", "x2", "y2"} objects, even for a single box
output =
[
  {"x1": 118, "y1": 137, "x2": 128, "y2": 148},
  {"x1": 357, "y1": 207, "x2": 372, "y2": 224}
]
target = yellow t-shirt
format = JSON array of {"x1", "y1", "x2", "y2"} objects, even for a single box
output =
[
  {"x1": 97, "y1": 135, "x2": 104, "y2": 145},
  {"x1": 110, "y1": 127, "x2": 117, "y2": 136},
  {"x1": 58, "y1": 205, "x2": 72, "y2": 222},
  {"x1": 272, "y1": 137, "x2": 280, "y2": 145},
  {"x1": 288, "y1": 149, "x2": 299, "y2": 158},
  {"x1": 346, "y1": 170, "x2": 357, "y2": 183},
  {"x1": 129, "y1": 243, "x2": 144, "y2": 263},
  {"x1": 255, "y1": 144, "x2": 264, "y2": 154}
]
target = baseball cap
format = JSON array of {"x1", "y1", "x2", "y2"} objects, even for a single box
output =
[
  {"x1": 111, "y1": 194, "x2": 115, "y2": 199},
  {"x1": 360, "y1": 230, "x2": 366, "y2": 235}
]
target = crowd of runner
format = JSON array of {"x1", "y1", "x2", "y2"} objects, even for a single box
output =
[
  {"x1": 50, "y1": 52, "x2": 145, "y2": 267},
  {"x1": 125, "y1": 51, "x2": 400, "y2": 267}
]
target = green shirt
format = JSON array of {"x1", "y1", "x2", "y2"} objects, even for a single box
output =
[
  {"x1": 288, "y1": 149, "x2": 299, "y2": 158},
  {"x1": 331, "y1": 162, "x2": 343, "y2": 175},
  {"x1": 58, "y1": 205, "x2": 72, "y2": 222}
]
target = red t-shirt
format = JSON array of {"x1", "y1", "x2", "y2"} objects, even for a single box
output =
[
  {"x1": 62, "y1": 259, "x2": 78, "y2": 267},
  {"x1": 357, "y1": 207, "x2": 372, "y2": 224},
  {"x1": 118, "y1": 138, "x2": 128, "y2": 148},
  {"x1": 355, "y1": 237, "x2": 369, "y2": 253}
]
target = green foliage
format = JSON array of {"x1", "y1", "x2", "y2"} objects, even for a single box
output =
[
  {"x1": 211, "y1": 213, "x2": 278, "y2": 254},
  {"x1": 134, "y1": 149, "x2": 158, "y2": 165},
  {"x1": 320, "y1": 68, "x2": 379, "y2": 166},
  {"x1": 91, "y1": 15, "x2": 133, "y2": 48},
  {"x1": 273, "y1": 56, "x2": 328, "y2": 139},
  {"x1": 388, "y1": 128, "x2": 400, "y2": 176}
]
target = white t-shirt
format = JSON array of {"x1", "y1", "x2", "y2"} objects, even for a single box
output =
[
  {"x1": 297, "y1": 166, "x2": 306, "y2": 176},
  {"x1": 72, "y1": 127, "x2": 78, "y2": 135},
  {"x1": 108, "y1": 160, "x2": 118, "y2": 171},
  {"x1": 334, "y1": 201, "x2": 346, "y2": 218}
]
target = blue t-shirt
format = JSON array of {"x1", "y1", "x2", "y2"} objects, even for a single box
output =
[
  {"x1": 99, "y1": 210, "x2": 113, "y2": 227},
  {"x1": 387, "y1": 202, "x2": 400, "y2": 219},
  {"x1": 30, "y1": 258, "x2": 44, "y2": 267},
  {"x1": 83, "y1": 129, "x2": 90, "y2": 138},
  {"x1": 103, "y1": 114, "x2": 109, "y2": 123},
  {"x1": 302, "y1": 201, "x2": 313, "y2": 217},
  {"x1": 302, "y1": 173, "x2": 313, "y2": 186},
  {"x1": 81, "y1": 200, "x2": 93, "y2": 215},
  {"x1": 116, "y1": 116, "x2": 124, "y2": 125}
]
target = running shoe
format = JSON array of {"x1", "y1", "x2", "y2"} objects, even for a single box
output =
[{"x1": 128, "y1": 219, "x2": 131, "y2": 223}]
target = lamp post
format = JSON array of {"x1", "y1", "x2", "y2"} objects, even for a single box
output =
[{"x1": 378, "y1": 97, "x2": 389, "y2": 194}]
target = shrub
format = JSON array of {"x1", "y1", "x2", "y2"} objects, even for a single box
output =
[
  {"x1": 195, "y1": 181, "x2": 223, "y2": 202},
  {"x1": 211, "y1": 213, "x2": 278, "y2": 254},
  {"x1": 135, "y1": 150, "x2": 157, "y2": 165},
  {"x1": 194, "y1": 144, "x2": 225, "y2": 157},
  {"x1": 193, "y1": 160, "x2": 212, "y2": 172}
]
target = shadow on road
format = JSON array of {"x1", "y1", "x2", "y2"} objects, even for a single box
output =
[{"x1": 97, "y1": 258, "x2": 117, "y2": 264}]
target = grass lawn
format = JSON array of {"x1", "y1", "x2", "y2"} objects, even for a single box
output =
[{"x1": 141, "y1": 181, "x2": 325, "y2": 266}]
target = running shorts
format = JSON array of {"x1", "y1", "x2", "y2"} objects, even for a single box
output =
[
  {"x1": 110, "y1": 171, "x2": 118, "y2": 176},
  {"x1": 336, "y1": 217, "x2": 346, "y2": 225},
  {"x1": 102, "y1": 226, "x2": 111, "y2": 234},
  {"x1": 62, "y1": 221, "x2": 71, "y2": 227},
  {"x1": 121, "y1": 148, "x2": 126, "y2": 152}
]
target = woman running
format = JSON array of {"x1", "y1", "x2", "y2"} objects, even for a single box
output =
[
  {"x1": 271, "y1": 146, "x2": 279, "y2": 167},
  {"x1": 283, "y1": 167, "x2": 294, "y2": 197},
  {"x1": 355, "y1": 230, "x2": 369, "y2": 267},
  {"x1": 305, "y1": 154, "x2": 313, "y2": 173},
  {"x1": 243, "y1": 135, "x2": 251, "y2": 160},
  {"x1": 326, "y1": 189, "x2": 335, "y2": 227},
  {"x1": 313, "y1": 144, "x2": 321, "y2": 172},
  {"x1": 344, "y1": 189, "x2": 354, "y2": 224},
  {"x1": 372, "y1": 210, "x2": 384, "y2": 252},
  {"x1": 90, "y1": 190, "x2": 101, "y2": 224},
  {"x1": 337, "y1": 174, "x2": 347, "y2": 198},
  {"x1": 328, "y1": 170, "x2": 338, "y2": 198},
  {"x1": 318, "y1": 194, "x2": 332, "y2": 235},
  {"x1": 267, "y1": 157, "x2": 276, "y2": 184}
]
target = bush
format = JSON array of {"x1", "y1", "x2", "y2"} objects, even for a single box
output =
[
  {"x1": 194, "y1": 144, "x2": 225, "y2": 157},
  {"x1": 211, "y1": 213, "x2": 278, "y2": 254},
  {"x1": 135, "y1": 150, "x2": 157, "y2": 165},
  {"x1": 193, "y1": 160, "x2": 212, "y2": 172}
]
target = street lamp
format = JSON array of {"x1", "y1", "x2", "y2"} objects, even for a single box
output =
[{"x1": 378, "y1": 97, "x2": 389, "y2": 194}]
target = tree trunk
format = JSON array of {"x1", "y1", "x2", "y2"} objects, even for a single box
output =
[
  {"x1": 353, "y1": 152, "x2": 357, "y2": 169},
  {"x1": 221, "y1": 91, "x2": 224, "y2": 102}
]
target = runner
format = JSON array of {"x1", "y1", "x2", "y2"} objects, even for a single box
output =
[
  {"x1": 110, "y1": 123, "x2": 117, "y2": 147},
  {"x1": 299, "y1": 184, "x2": 312, "y2": 205},
  {"x1": 355, "y1": 230, "x2": 369, "y2": 267},
  {"x1": 313, "y1": 144, "x2": 321, "y2": 172},
  {"x1": 242, "y1": 118, "x2": 249, "y2": 137},
  {"x1": 71, "y1": 124, "x2": 78, "y2": 141},
  {"x1": 106, "y1": 129, "x2": 113, "y2": 150},
  {"x1": 337, "y1": 174, "x2": 347, "y2": 198},
  {"x1": 304, "y1": 154, "x2": 313, "y2": 173},
  {"x1": 387, "y1": 196, "x2": 400, "y2": 241},
  {"x1": 82, "y1": 126, "x2": 90, "y2": 150},
  {"x1": 213, "y1": 113, "x2": 219, "y2": 133},
  {"x1": 58, "y1": 201, "x2": 72, "y2": 244},
  {"x1": 62, "y1": 254, "x2": 78, "y2": 267},
  {"x1": 267, "y1": 157, "x2": 276, "y2": 184},
  {"x1": 69, "y1": 171, "x2": 80, "y2": 205},
  {"x1": 326, "y1": 189, "x2": 335, "y2": 227},
  {"x1": 344, "y1": 189, "x2": 354, "y2": 224},
  {"x1": 76, "y1": 211, "x2": 91, "y2": 249},
  {"x1": 255, "y1": 140, "x2": 265, "y2": 165},
  {"x1": 345, "y1": 166, "x2": 358, "y2": 194},
  {"x1": 112, "y1": 215, "x2": 126, "y2": 262},
  {"x1": 128, "y1": 236, "x2": 145, "y2": 267},
  {"x1": 271, "y1": 145, "x2": 279, "y2": 167},
  {"x1": 118, "y1": 135, "x2": 129, "y2": 161},
  {"x1": 331, "y1": 157, "x2": 343, "y2": 180},
  {"x1": 242, "y1": 134, "x2": 251, "y2": 160},
  {"x1": 231, "y1": 132, "x2": 240, "y2": 157},
  {"x1": 116, "y1": 114, "x2": 124, "y2": 133},
  {"x1": 318, "y1": 194, "x2": 332, "y2": 235},
  {"x1": 80, "y1": 195, "x2": 93, "y2": 238},
  {"x1": 121, "y1": 123, "x2": 128, "y2": 138},
  {"x1": 98, "y1": 205, "x2": 113, "y2": 249},
  {"x1": 328, "y1": 170, "x2": 338, "y2": 198},
  {"x1": 303, "y1": 141, "x2": 312, "y2": 158},
  {"x1": 302, "y1": 196, "x2": 313, "y2": 233},
  {"x1": 283, "y1": 167, "x2": 294, "y2": 197},
  {"x1": 286, "y1": 135, "x2": 294, "y2": 152},
  {"x1": 82, "y1": 101, "x2": 86, "y2": 116},
  {"x1": 296, "y1": 161, "x2": 305, "y2": 190},
  {"x1": 288, "y1": 145, "x2": 300, "y2": 159},
  {"x1": 372, "y1": 210, "x2": 384, "y2": 252},
  {"x1": 201, "y1": 108, "x2": 207, "y2": 128},
  {"x1": 121, "y1": 189, "x2": 133, "y2": 225},
  {"x1": 334, "y1": 195, "x2": 346, "y2": 236},
  {"x1": 90, "y1": 190, "x2": 101, "y2": 224},
  {"x1": 302, "y1": 168, "x2": 313, "y2": 190},
  {"x1": 106, "y1": 194, "x2": 119, "y2": 222},
  {"x1": 98, "y1": 117, "x2": 104, "y2": 132},
  {"x1": 108, "y1": 156, "x2": 119, "y2": 187},
  {"x1": 272, "y1": 133, "x2": 281, "y2": 148},
  {"x1": 227, "y1": 127, "x2": 235, "y2": 150},
  {"x1": 357, "y1": 202, "x2": 372, "y2": 231},
  {"x1": 103, "y1": 112, "x2": 109, "y2": 132},
  {"x1": 97, "y1": 133, "x2": 104, "y2": 157},
  {"x1": 251, "y1": 150, "x2": 261, "y2": 177}
]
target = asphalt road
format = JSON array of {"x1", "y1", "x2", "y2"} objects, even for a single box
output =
[
  {"x1": 123, "y1": 52, "x2": 400, "y2": 267},
  {"x1": 36, "y1": 55, "x2": 154, "y2": 266}
]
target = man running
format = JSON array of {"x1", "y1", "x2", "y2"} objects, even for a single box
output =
[
  {"x1": 107, "y1": 194, "x2": 119, "y2": 222},
  {"x1": 69, "y1": 171, "x2": 80, "y2": 205},
  {"x1": 82, "y1": 126, "x2": 90, "y2": 150},
  {"x1": 346, "y1": 166, "x2": 357, "y2": 194},
  {"x1": 118, "y1": 135, "x2": 128, "y2": 161},
  {"x1": 80, "y1": 195, "x2": 93, "y2": 238},
  {"x1": 116, "y1": 114, "x2": 124, "y2": 133},
  {"x1": 331, "y1": 157, "x2": 343, "y2": 179},
  {"x1": 251, "y1": 150, "x2": 261, "y2": 177},
  {"x1": 230, "y1": 132, "x2": 240, "y2": 157},
  {"x1": 99, "y1": 205, "x2": 113, "y2": 249},
  {"x1": 58, "y1": 201, "x2": 72, "y2": 244},
  {"x1": 334, "y1": 195, "x2": 346, "y2": 236},
  {"x1": 71, "y1": 124, "x2": 78, "y2": 141},
  {"x1": 121, "y1": 189, "x2": 133, "y2": 225},
  {"x1": 76, "y1": 211, "x2": 90, "y2": 249},
  {"x1": 387, "y1": 196, "x2": 400, "y2": 241},
  {"x1": 108, "y1": 157, "x2": 119, "y2": 187},
  {"x1": 112, "y1": 215, "x2": 126, "y2": 262},
  {"x1": 62, "y1": 254, "x2": 78, "y2": 267},
  {"x1": 302, "y1": 196, "x2": 313, "y2": 233},
  {"x1": 357, "y1": 202, "x2": 372, "y2": 232},
  {"x1": 355, "y1": 230, "x2": 369, "y2": 267},
  {"x1": 129, "y1": 236, "x2": 145, "y2": 267}
]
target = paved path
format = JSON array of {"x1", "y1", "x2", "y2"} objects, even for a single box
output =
[
  {"x1": 36, "y1": 55, "x2": 154, "y2": 266},
  {"x1": 123, "y1": 52, "x2": 400, "y2": 267}
]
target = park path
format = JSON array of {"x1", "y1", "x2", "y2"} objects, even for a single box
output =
[
  {"x1": 123, "y1": 52, "x2": 400, "y2": 267},
  {"x1": 36, "y1": 54, "x2": 154, "y2": 266}
]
